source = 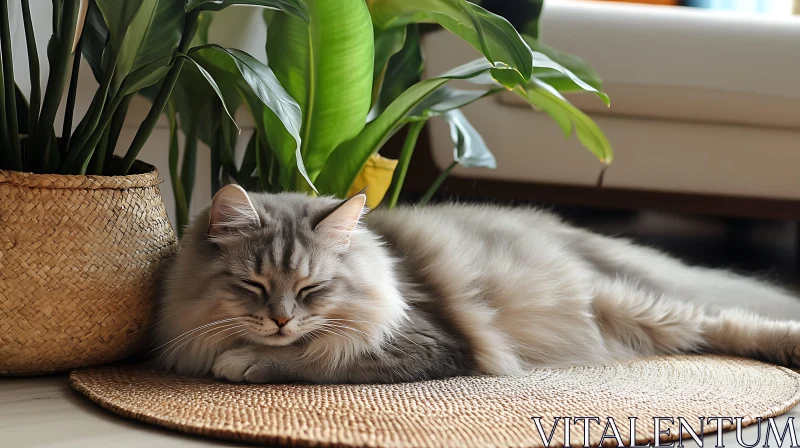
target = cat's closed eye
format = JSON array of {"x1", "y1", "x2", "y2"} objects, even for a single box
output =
[
  {"x1": 298, "y1": 282, "x2": 328, "y2": 301},
  {"x1": 241, "y1": 279, "x2": 269, "y2": 297}
]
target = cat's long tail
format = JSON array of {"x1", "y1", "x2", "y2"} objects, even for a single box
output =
[{"x1": 592, "y1": 278, "x2": 800, "y2": 367}]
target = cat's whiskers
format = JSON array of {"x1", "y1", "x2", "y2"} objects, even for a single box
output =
[
  {"x1": 214, "y1": 328, "x2": 250, "y2": 346},
  {"x1": 392, "y1": 332, "x2": 420, "y2": 346},
  {"x1": 161, "y1": 323, "x2": 247, "y2": 365},
  {"x1": 324, "y1": 321, "x2": 410, "y2": 356},
  {"x1": 298, "y1": 326, "x2": 320, "y2": 343},
  {"x1": 298, "y1": 330, "x2": 324, "y2": 354},
  {"x1": 318, "y1": 324, "x2": 372, "y2": 348},
  {"x1": 330, "y1": 316, "x2": 414, "y2": 346},
  {"x1": 201, "y1": 323, "x2": 247, "y2": 345},
  {"x1": 150, "y1": 317, "x2": 248, "y2": 356},
  {"x1": 329, "y1": 317, "x2": 410, "y2": 343},
  {"x1": 304, "y1": 328, "x2": 354, "y2": 367},
  {"x1": 315, "y1": 326, "x2": 361, "y2": 345},
  {"x1": 299, "y1": 326, "x2": 332, "y2": 354},
  {"x1": 321, "y1": 322, "x2": 370, "y2": 338},
  {"x1": 134, "y1": 310, "x2": 179, "y2": 334},
  {"x1": 317, "y1": 323, "x2": 411, "y2": 359}
]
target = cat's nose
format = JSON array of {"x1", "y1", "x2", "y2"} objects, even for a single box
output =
[{"x1": 271, "y1": 316, "x2": 293, "y2": 327}]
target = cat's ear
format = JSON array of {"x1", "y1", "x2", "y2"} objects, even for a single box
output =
[
  {"x1": 208, "y1": 184, "x2": 259, "y2": 237},
  {"x1": 314, "y1": 194, "x2": 367, "y2": 251}
]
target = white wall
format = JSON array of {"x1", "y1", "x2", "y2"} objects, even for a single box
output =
[{"x1": 423, "y1": 2, "x2": 800, "y2": 201}]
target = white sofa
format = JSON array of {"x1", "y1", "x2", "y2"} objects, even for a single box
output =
[{"x1": 422, "y1": 1, "x2": 800, "y2": 213}]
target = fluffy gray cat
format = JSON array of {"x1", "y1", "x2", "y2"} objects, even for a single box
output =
[{"x1": 156, "y1": 184, "x2": 800, "y2": 383}]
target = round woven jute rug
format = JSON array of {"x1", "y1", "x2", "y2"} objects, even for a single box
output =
[{"x1": 70, "y1": 355, "x2": 800, "y2": 447}]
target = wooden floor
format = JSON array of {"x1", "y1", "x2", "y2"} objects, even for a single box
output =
[{"x1": 0, "y1": 375, "x2": 247, "y2": 447}]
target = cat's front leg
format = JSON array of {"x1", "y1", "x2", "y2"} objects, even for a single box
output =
[{"x1": 212, "y1": 346, "x2": 300, "y2": 383}]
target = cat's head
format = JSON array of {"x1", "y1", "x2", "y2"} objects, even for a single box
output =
[{"x1": 161, "y1": 185, "x2": 407, "y2": 367}]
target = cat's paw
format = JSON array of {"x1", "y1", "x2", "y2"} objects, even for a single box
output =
[{"x1": 212, "y1": 347, "x2": 278, "y2": 383}]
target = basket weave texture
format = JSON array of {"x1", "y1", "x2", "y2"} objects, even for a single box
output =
[{"x1": 0, "y1": 160, "x2": 178, "y2": 375}]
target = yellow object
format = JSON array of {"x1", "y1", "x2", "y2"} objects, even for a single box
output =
[{"x1": 347, "y1": 153, "x2": 398, "y2": 208}]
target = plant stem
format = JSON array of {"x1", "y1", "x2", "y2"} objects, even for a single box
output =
[
  {"x1": 219, "y1": 114, "x2": 238, "y2": 181},
  {"x1": 61, "y1": 36, "x2": 83, "y2": 157},
  {"x1": 60, "y1": 93, "x2": 122, "y2": 174},
  {"x1": 65, "y1": 60, "x2": 115, "y2": 164},
  {"x1": 180, "y1": 121, "x2": 198, "y2": 204},
  {"x1": 383, "y1": 119, "x2": 425, "y2": 209},
  {"x1": 119, "y1": 12, "x2": 200, "y2": 175},
  {"x1": 210, "y1": 124, "x2": 221, "y2": 196},
  {"x1": 0, "y1": 0, "x2": 21, "y2": 171},
  {"x1": 52, "y1": 0, "x2": 63, "y2": 36},
  {"x1": 255, "y1": 132, "x2": 270, "y2": 191},
  {"x1": 87, "y1": 124, "x2": 109, "y2": 175},
  {"x1": 0, "y1": 48, "x2": 11, "y2": 170},
  {"x1": 167, "y1": 103, "x2": 189, "y2": 234},
  {"x1": 238, "y1": 130, "x2": 258, "y2": 189},
  {"x1": 210, "y1": 102, "x2": 222, "y2": 195},
  {"x1": 97, "y1": 93, "x2": 132, "y2": 174},
  {"x1": 38, "y1": 0, "x2": 80, "y2": 171},
  {"x1": 21, "y1": 0, "x2": 40, "y2": 156},
  {"x1": 419, "y1": 160, "x2": 457, "y2": 206}
]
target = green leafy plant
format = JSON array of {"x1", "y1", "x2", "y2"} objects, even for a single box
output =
[
  {"x1": 0, "y1": 0, "x2": 308, "y2": 179},
  {"x1": 164, "y1": 0, "x2": 612, "y2": 234}
]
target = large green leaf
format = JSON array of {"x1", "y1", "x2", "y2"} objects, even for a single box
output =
[
  {"x1": 171, "y1": 65, "x2": 215, "y2": 137},
  {"x1": 239, "y1": 87, "x2": 289, "y2": 190},
  {"x1": 167, "y1": 102, "x2": 190, "y2": 233},
  {"x1": 464, "y1": 38, "x2": 610, "y2": 104},
  {"x1": 530, "y1": 50, "x2": 608, "y2": 105},
  {"x1": 14, "y1": 84, "x2": 29, "y2": 135},
  {"x1": 525, "y1": 36, "x2": 603, "y2": 94},
  {"x1": 192, "y1": 10, "x2": 213, "y2": 46},
  {"x1": 180, "y1": 55, "x2": 239, "y2": 128},
  {"x1": 368, "y1": 0, "x2": 532, "y2": 88},
  {"x1": 164, "y1": 10, "x2": 215, "y2": 158},
  {"x1": 185, "y1": 0, "x2": 308, "y2": 20},
  {"x1": 316, "y1": 58, "x2": 503, "y2": 197},
  {"x1": 191, "y1": 44, "x2": 310, "y2": 188},
  {"x1": 408, "y1": 86, "x2": 498, "y2": 117},
  {"x1": 408, "y1": 86, "x2": 499, "y2": 171},
  {"x1": 113, "y1": 0, "x2": 185, "y2": 95},
  {"x1": 371, "y1": 26, "x2": 406, "y2": 106},
  {"x1": 266, "y1": 0, "x2": 374, "y2": 179},
  {"x1": 370, "y1": 25, "x2": 423, "y2": 121},
  {"x1": 81, "y1": 0, "x2": 110, "y2": 80},
  {"x1": 442, "y1": 109, "x2": 494, "y2": 168},
  {"x1": 523, "y1": 79, "x2": 613, "y2": 163},
  {"x1": 94, "y1": 0, "x2": 145, "y2": 55},
  {"x1": 138, "y1": 11, "x2": 213, "y2": 104},
  {"x1": 118, "y1": 56, "x2": 173, "y2": 95}
]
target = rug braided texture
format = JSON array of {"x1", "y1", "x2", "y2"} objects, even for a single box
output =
[{"x1": 70, "y1": 355, "x2": 800, "y2": 447}]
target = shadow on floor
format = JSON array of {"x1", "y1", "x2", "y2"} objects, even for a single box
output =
[{"x1": 556, "y1": 207, "x2": 798, "y2": 287}]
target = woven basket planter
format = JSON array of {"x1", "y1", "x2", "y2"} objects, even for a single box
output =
[{"x1": 0, "y1": 160, "x2": 178, "y2": 375}]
